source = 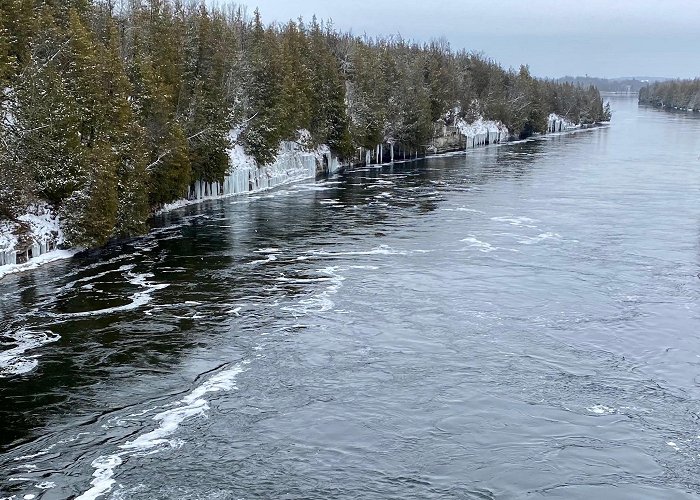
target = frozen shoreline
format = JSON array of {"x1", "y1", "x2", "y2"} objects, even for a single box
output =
[
  {"x1": 156, "y1": 132, "x2": 340, "y2": 215},
  {"x1": 0, "y1": 249, "x2": 76, "y2": 280},
  {"x1": 0, "y1": 120, "x2": 605, "y2": 278}
]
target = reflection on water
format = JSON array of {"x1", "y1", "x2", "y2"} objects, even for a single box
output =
[{"x1": 2, "y1": 96, "x2": 700, "y2": 499}]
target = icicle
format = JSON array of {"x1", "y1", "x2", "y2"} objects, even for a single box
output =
[{"x1": 390, "y1": 143, "x2": 394, "y2": 162}]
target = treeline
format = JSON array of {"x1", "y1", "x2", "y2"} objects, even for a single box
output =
[
  {"x1": 0, "y1": 0, "x2": 610, "y2": 248},
  {"x1": 639, "y1": 79, "x2": 700, "y2": 111},
  {"x1": 557, "y1": 76, "x2": 668, "y2": 94}
]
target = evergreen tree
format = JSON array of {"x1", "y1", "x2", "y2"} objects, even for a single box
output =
[{"x1": 241, "y1": 9, "x2": 283, "y2": 164}]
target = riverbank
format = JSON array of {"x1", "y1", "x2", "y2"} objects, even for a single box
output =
[{"x1": 0, "y1": 116, "x2": 607, "y2": 279}]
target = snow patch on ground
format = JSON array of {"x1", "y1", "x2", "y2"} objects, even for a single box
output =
[
  {"x1": 0, "y1": 221, "x2": 18, "y2": 255},
  {"x1": 0, "y1": 204, "x2": 68, "y2": 276},
  {"x1": 0, "y1": 249, "x2": 76, "y2": 281}
]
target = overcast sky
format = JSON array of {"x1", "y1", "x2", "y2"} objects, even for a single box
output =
[{"x1": 245, "y1": 0, "x2": 700, "y2": 79}]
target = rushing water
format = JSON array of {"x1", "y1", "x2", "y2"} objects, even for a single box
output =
[{"x1": 1, "y1": 95, "x2": 700, "y2": 499}]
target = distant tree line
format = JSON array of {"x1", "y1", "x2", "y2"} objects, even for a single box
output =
[
  {"x1": 639, "y1": 79, "x2": 700, "y2": 111},
  {"x1": 0, "y1": 0, "x2": 611, "y2": 249},
  {"x1": 557, "y1": 76, "x2": 670, "y2": 94}
]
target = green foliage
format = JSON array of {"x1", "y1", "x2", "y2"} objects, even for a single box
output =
[
  {"x1": 240, "y1": 10, "x2": 284, "y2": 165},
  {"x1": 148, "y1": 122, "x2": 191, "y2": 206},
  {"x1": 61, "y1": 140, "x2": 118, "y2": 247}
]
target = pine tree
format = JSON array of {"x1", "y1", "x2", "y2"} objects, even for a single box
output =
[
  {"x1": 278, "y1": 20, "x2": 313, "y2": 139},
  {"x1": 308, "y1": 17, "x2": 351, "y2": 157},
  {"x1": 184, "y1": 3, "x2": 231, "y2": 185},
  {"x1": 148, "y1": 122, "x2": 191, "y2": 206},
  {"x1": 241, "y1": 9, "x2": 284, "y2": 165},
  {"x1": 61, "y1": 139, "x2": 118, "y2": 247}
]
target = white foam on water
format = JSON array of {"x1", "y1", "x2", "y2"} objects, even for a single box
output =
[
  {"x1": 518, "y1": 232, "x2": 561, "y2": 245},
  {"x1": 307, "y1": 244, "x2": 406, "y2": 258},
  {"x1": 441, "y1": 207, "x2": 484, "y2": 213},
  {"x1": 75, "y1": 361, "x2": 247, "y2": 500},
  {"x1": 586, "y1": 405, "x2": 616, "y2": 415},
  {"x1": 290, "y1": 184, "x2": 335, "y2": 192},
  {"x1": 249, "y1": 254, "x2": 277, "y2": 265},
  {"x1": 460, "y1": 236, "x2": 496, "y2": 253},
  {"x1": 121, "y1": 402, "x2": 208, "y2": 451},
  {"x1": 0, "y1": 330, "x2": 61, "y2": 377},
  {"x1": 75, "y1": 454, "x2": 123, "y2": 500},
  {"x1": 0, "y1": 250, "x2": 76, "y2": 281},
  {"x1": 281, "y1": 267, "x2": 345, "y2": 315},
  {"x1": 59, "y1": 265, "x2": 135, "y2": 293},
  {"x1": 275, "y1": 276, "x2": 335, "y2": 284},
  {"x1": 491, "y1": 216, "x2": 538, "y2": 228},
  {"x1": 62, "y1": 271, "x2": 168, "y2": 318}
]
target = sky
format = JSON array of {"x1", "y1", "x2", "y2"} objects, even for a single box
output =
[{"x1": 244, "y1": 0, "x2": 700, "y2": 79}]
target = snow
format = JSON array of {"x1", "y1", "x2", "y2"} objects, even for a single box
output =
[
  {"x1": 0, "y1": 221, "x2": 18, "y2": 256},
  {"x1": 0, "y1": 250, "x2": 76, "y2": 281},
  {"x1": 0, "y1": 204, "x2": 66, "y2": 272}
]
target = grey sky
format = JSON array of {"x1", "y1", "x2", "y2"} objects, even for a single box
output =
[{"x1": 245, "y1": 0, "x2": 700, "y2": 79}]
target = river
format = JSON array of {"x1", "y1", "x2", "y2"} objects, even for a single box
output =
[{"x1": 1, "y1": 95, "x2": 700, "y2": 499}]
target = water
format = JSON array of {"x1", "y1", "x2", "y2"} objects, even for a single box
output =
[{"x1": 1, "y1": 95, "x2": 700, "y2": 499}]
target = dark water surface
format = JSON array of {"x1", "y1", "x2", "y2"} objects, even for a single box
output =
[{"x1": 2, "y1": 96, "x2": 700, "y2": 499}]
